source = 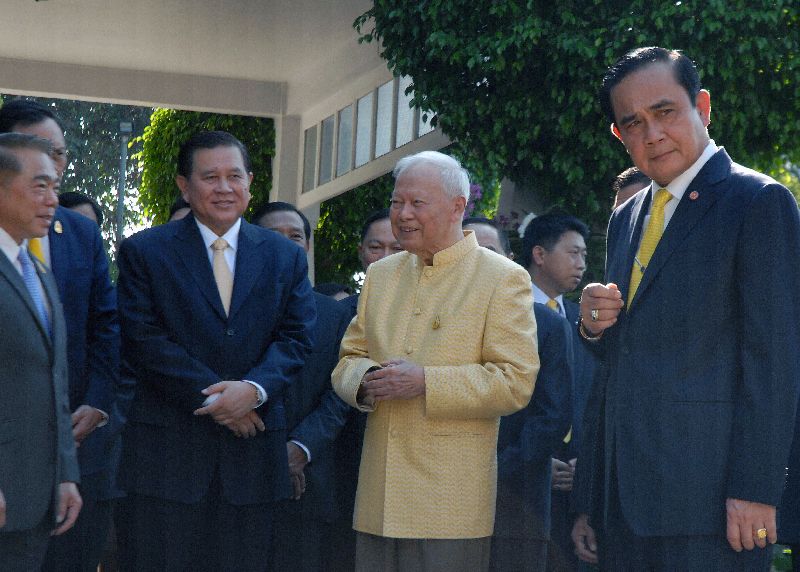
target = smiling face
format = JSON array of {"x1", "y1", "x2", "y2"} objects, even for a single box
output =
[
  {"x1": 389, "y1": 164, "x2": 466, "y2": 264},
  {"x1": 0, "y1": 148, "x2": 59, "y2": 243},
  {"x1": 610, "y1": 62, "x2": 711, "y2": 188},
  {"x1": 176, "y1": 145, "x2": 253, "y2": 236}
]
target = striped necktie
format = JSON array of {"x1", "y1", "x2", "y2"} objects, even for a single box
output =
[
  {"x1": 18, "y1": 247, "x2": 51, "y2": 337},
  {"x1": 627, "y1": 188, "x2": 672, "y2": 306}
]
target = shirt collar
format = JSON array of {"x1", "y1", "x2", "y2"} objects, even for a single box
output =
[
  {"x1": 531, "y1": 281, "x2": 563, "y2": 310},
  {"x1": 195, "y1": 217, "x2": 241, "y2": 252},
  {"x1": 0, "y1": 226, "x2": 22, "y2": 268},
  {"x1": 651, "y1": 139, "x2": 717, "y2": 202},
  {"x1": 417, "y1": 230, "x2": 479, "y2": 268}
]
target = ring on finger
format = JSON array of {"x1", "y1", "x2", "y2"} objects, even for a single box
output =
[
  {"x1": 591, "y1": 309, "x2": 599, "y2": 322},
  {"x1": 756, "y1": 527, "x2": 768, "y2": 540}
]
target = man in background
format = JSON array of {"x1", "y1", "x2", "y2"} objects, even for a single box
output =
[
  {"x1": 0, "y1": 99, "x2": 119, "y2": 572},
  {"x1": 611, "y1": 167, "x2": 651, "y2": 210},
  {"x1": 519, "y1": 212, "x2": 598, "y2": 571},
  {"x1": 253, "y1": 201, "x2": 353, "y2": 572}
]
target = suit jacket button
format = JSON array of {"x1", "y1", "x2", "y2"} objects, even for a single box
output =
[{"x1": 226, "y1": 328, "x2": 235, "y2": 336}]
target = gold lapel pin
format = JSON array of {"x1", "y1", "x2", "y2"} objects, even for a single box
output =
[
  {"x1": 54, "y1": 220, "x2": 63, "y2": 234},
  {"x1": 432, "y1": 315, "x2": 441, "y2": 330}
]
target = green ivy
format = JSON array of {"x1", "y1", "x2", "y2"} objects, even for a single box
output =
[{"x1": 134, "y1": 109, "x2": 275, "y2": 224}]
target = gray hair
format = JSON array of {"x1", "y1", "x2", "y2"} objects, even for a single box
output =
[
  {"x1": 0, "y1": 133, "x2": 54, "y2": 184},
  {"x1": 393, "y1": 150, "x2": 470, "y2": 201}
]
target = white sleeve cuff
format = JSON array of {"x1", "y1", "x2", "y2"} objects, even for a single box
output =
[
  {"x1": 290, "y1": 440, "x2": 311, "y2": 462},
  {"x1": 242, "y1": 380, "x2": 267, "y2": 408}
]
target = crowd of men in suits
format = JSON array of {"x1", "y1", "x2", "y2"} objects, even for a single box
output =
[{"x1": 4, "y1": 44, "x2": 800, "y2": 572}]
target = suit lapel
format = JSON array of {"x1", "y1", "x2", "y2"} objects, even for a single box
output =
[
  {"x1": 0, "y1": 248, "x2": 53, "y2": 347},
  {"x1": 627, "y1": 149, "x2": 731, "y2": 312},
  {"x1": 229, "y1": 221, "x2": 269, "y2": 319},
  {"x1": 610, "y1": 190, "x2": 650, "y2": 305},
  {"x1": 173, "y1": 216, "x2": 228, "y2": 320}
]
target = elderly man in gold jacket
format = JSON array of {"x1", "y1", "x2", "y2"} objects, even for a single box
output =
[{"x1": 332, "y1": 150, "x2": 540, "y2": 571}]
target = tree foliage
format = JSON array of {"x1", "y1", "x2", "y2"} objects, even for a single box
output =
[
  {"x1": 0, "y1": 94, "x2": 152, "y2": 248},
  {"x1": 355, "y1": 0, "x2": 800, "y2": 228},
  {"x1": 135, "y1": 109, "x2": 275, "y2": 224}
]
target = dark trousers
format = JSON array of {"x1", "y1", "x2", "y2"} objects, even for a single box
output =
[
  {"x1": 0, "y1": 515, "x2": 52, "y2": 572},
  {"x1": 490, "y1": 536, "x2": 547, "y2": 572},
  {"x1": 42, "y1": 475, "x2": 114, "y2": 572},
  {"x1": 116, "y1": 477, "x2": 273, "y2": 572},
  {"x1": 598, "y1": 469, "x2": 771, "y2": 572},
  {"x1": 355, "y1": 532, "x2": 492, "y2": 572},
  {"x1": 269, "y1": 497, "x2": 330, "y2": 572}
]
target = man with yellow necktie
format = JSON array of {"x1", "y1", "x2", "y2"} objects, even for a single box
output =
[{"x1": 572, "y1": 47, "x2": 800, "y2": 570}]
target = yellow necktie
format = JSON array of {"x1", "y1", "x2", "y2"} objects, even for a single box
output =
[
  {"x1": 627, "y1": 189, "x2": 672, "y2": 306},
  {"x1": 546, "y1": 298, "x2": 559, "y2": 313},
  {"x1": 28, "y1": 237, "x2": 45, "y2": 264},
  {"x1": 212, "y1": 238, "x2": 233, "y2": 315}
]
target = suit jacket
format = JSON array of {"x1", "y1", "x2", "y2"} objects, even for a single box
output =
[
  {"x1": 285, "y1": 292, "x2": 352, "y2": 521},
  {"x1": 495, "y1": 303, "x2": 572, "y2": 540},
  {"x1": 562, "y1": 300, "x2": 597, "y2": 460},
  {"x1": 779, "y1": 411, "x2": 800, "y2": 543},
  {"x1": 333, "y1": 233, "x2": 539, "y2": 539},
  {"x1": 574, "y1": 149, "x2": 800, "y2": 536},
  {"x1": 49, "y1": 207, "x2": 119, "y2": 485},
  {"x1": 117, "y1": 214, "x2": 316, "y2": 505},
  {"x1": 0, "y1": 247, "x2": 78, "y2": 532}
]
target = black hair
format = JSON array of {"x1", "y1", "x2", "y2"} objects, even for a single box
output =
[
  {"x1": 176, "y1": 131, "x2": 251, "y2": 179},
  {"x1": 59, "y1": 191, "x2": 103, "y2": 225},
  {"x1": 360, "y1": 208, "x2": 391, "y2": 242},
  {"x1": 462, "y1": 216, "x2": 512, "y2": 256},
  {"x1": 520, "y1": 213, "x2": 590, "y2": 270},
  {"x1": 0, "y1": 99, "x2": 65, "y2": 133},
  {"x1": 251, "y1": 201, "x2": 311, "y2": 241},
  {"x1": 599, "y1": 47, "x2": 701, "y2": 124},
  {"x1": 612, "y1": 167, "x2": 651, "y2": 194}
]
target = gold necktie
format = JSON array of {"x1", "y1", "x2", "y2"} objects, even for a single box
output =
[
  {"x1": 28, "y1": 237, "x2": 45, "y2": 264},
  {"x1": 546, "y1": 298, "x2": 559, "y2": 313},
  {"x1": 627, "y1": 188, "x2": 672, "y2": 306},
  {"x1": 212, "y1": 237, "x2": 233, "y2": 315}
]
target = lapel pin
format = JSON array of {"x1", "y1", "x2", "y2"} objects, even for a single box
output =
[
  {"x1": 689, "y1": 191, "x2": 699, "y2": 201},
  {"x1": 432, "y1": 315, "x2": 441, "y2": 330},
  {"x1": 54, "y1": 220, "x2": 63, "y2": 234}
]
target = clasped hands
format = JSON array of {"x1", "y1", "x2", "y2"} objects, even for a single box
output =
[
  {"x1": 357, "y1": 359, "x2": 426, "y2": 404},
  {"x1": 194, "y1": 380, "x2": 265, "y2": 438}
]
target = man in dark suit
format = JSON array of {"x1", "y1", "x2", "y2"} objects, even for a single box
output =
[
  {"x1": 573, "y1": 47, "x2": 800, "y2": 569},
  {"x1": 517, "y1": 213, "x2": 598, "y2": 571},
  {"x1": 463, "y1": 218, "x2": 573, "y2": 572},
  {"x1": 116, "y1": 131, "x2": 316, "y2": 571},
  {"x1": 0, "y1": 133, "x2": 82, "y2": 570},
  {"x1": 253, "y1": 201, "x2": 353, "y2": 572},
  {"x1": 0, "y1": 99, "x2": 120, "y2": 572}
]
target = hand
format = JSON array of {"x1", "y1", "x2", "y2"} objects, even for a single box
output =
[
  {"x1": 287, "y1": 442, "x2": 309, "y2": 500},
  {"x1": 551, "y1": 458, "x2": 576, "y2": 491},
  {"x1": 226, "y1": 410, "x2": 266, "y2": 438},
  {"x1": 360, "y1": 360, "x2": 425, "y2": 403},
  {"x1": 194, "y1": 381, "x2": 261, "y2": 426},
  {"x1": 579, "y1": 283, "x2": 624, "y2": 336},
  {"x1": 726, "y1": 498, "x2": 776, "y2": 551},
  {"x1": 52, "y1": 482, "x2": 82, "y2": 536},
  {"x1": 0, "y1": 488, "x2": 6, "y2": 529},
  {"x1": 571, "y1": 513, "x2": 599, "y2": 564},
  {"x1": 71, "y1": 405, "x2": 105, "y2": 444}
]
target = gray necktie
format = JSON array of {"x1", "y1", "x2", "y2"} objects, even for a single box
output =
[{"x1": 18, "y1": 247, "x2": 51, "y2": 336}]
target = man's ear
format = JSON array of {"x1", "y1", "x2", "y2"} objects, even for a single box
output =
[
  {"x1": 532, "y1": 245, "x2": 546, "y2": 266},
  {"x1": 695, "y1": 89, "x2": 711, "y2": 128},
  {"x1": 611, "y1": 123, "x2": 622, "y2": 142}
]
